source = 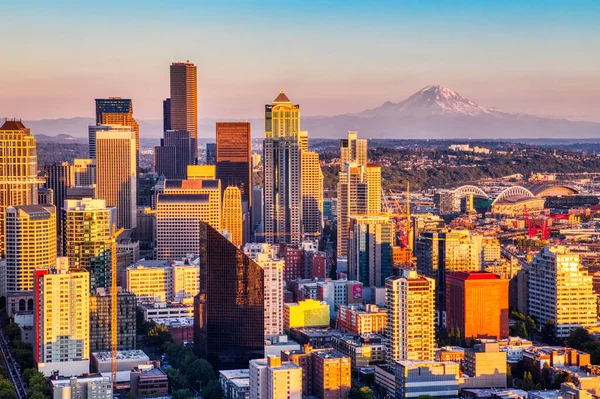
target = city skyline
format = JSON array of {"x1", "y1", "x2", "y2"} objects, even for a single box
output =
[{"x1": 1, "y1": 1, "x2": 599, "y2": 123}]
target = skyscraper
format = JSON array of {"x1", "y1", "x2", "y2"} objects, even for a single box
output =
[
  {"x1": 386, "y1": 270, "x2": 435, "y2": 365},
  {"x1": 222, "y1": 186, "x2": 243, "y2": 247},
  {"x1": 301, "y1": 150, "x2": 323, "y2": 236},
  {"x1": 5, "y1": 205, "x2": 56, "y2": 316},
  {"x1": 71, "y1": 159, "x2": 96, "y2": 186},
  {"x1": 95, "y1": 125, "x2": 137, "y2": 229},
  {"x1": 340, "y1": 131, "x2": 367, "y2": 169},
  {"x1": 0, "y1": 120, "x2": 42, "y2": 257},
  {"x1": 366, "y1": 164, "x2": 381, "y2": 214},
  {"x1": 42, "y1": 162, "x2": 71, "y2": 252},
  {"x1": 63, "y1": 199, "x2": 112, "y2": 292},
  {"x1": 528, "y1": 246, "x2": 596, "y2": 338},
  {"x1": 337, "y1": 163, "x2": 368, "y2": 258},
  {"x1": 154, "y1": 130, "x2": 193, "y2": 179},
  {"x1": 216, "y1": 122, "x2": 252, "y2": 203},
  {"x1": 446, "y1": 271, "x2": 509, "y2": 340},
  {"x1": 35, "y1": 258, "x2": 90, "y2": 377},
  {"x1": 89, "y1": 290, "x2": 137, "y2": 353},
  {"x1": 263, "y1": 91, "x2": 302, "y2": 245},
  {"x1": 194, "y1": 222, "x2": 264, "y2": 370},
  {"x1": 170, "y1": 61, "x2": 198, "y2": 162},
  {"x1": 206, "y1": 143, "x2": 216, "y2": 165},
  {"x1": 163, "y1": 98, "x2": 171, "y2": 131},
  {"x1": 95, "y1": 98, "x2": 140, "y2": 169}
]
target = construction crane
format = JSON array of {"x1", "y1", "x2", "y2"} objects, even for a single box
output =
[
  {"x1": 389, "y1": 185, "x2": 412, "y2": 250},
  {"x1": 111, "y1": 226, "x2": 124, "y2": 385},
  {"x1": 523, "y1": 205, "x2": 549, "y2": 240}
]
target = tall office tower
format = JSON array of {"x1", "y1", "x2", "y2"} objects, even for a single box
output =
[
  {"x1": 71, "y1": 159, "x2": 96, "y2": 186},
  {"x1": 263, "y1": 91, "x2": 302, "y2": 245},
  {"x1": 37, "y1": 188, "x2": 53, "y2": 205},
  {"x1": 340, "y1": 131, "x2": 367, "y2": 169},
  {"x1": 35, "y1": 258, "x2": 90, "y2": 377},
  {"x1": 222, "y1": 186, "x2": 243, "y2": 247},
  {"x1": 0, "y1": 120, "x2": 42, "y2": 257},
  {"x1": 298, "y1": 131, "x2": 308, "y2": 151},
  {"x1": 163, "y1": 98, "x2": 171, "y2": 131},
  {"x1": 252, "y1": 185, "x2": 264, "y2": 238},
  {"x1": 386, "y1": 270, "x2": 435, "y2": 366},
  {"x1": 5, "y1": 205, "x2": 56, "y2": 315},
  {"x1": 249, "y1": 356, "x2": 303, "y2": 399},
  {"x1": 170, "y1": 61, "x2": 198, "y2": 162},
  {"x1": 42, "y1": 162, "x2": 71, "y2": 252},
  {"x1": 347, "y1": 215, "x2": 395, "y2": 287},
  {"x1": 244, "y1": 243, "x2": 285, "y2": 338},
  {"x1": 63, "y1": 199, "x2": 111, "y2": 292},
  {"x1": 154, "y1": 130, "x2": 193, "y2": 179},
  {"x1": 95, "y1": 125, "x2": 137, "y2": 229},
  {"x1": 337, "y1": 163, "x2": 368, "y2": 258},
  {"x1": 162, "y1": 179, "x2": 221, "y2": 227},
  {"x1": 528, "y1": 246, "x2": 596, "y2": 338},
  {"x1": 301, "y1": 150, "x2": 323, "y2": 236},
  {"x1": 194, "y1": 222, "x2": 264, "y2": 370},
  {"x1": 216, "y1": 122, "x2": 252, "y2": 201},
  {"x1": 89, "y1": 290, "x2": 137, "y2": 353},
  {"x1": 206, "y1": 143, "x2": 216, "y2": 165},
  {"x1": 312, "y1": 350, "x2": 352, "y2": 399},
  {"x1": 366, "y1": 164, "x2": 381, "y2": 214},
  {"x1": 446, "y1": 271, "x2": 509, "y2": 340},
  {"x1": 95, "y1": 98, "x2": 140, "y2": 169}
]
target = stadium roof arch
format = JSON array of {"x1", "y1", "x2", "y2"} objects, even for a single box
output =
[
  {"x1": 452, "y1": 185, "x2": 489, "y2": 199},
  {"x1": 525, "y1": 183, "x2": 579, "y2": 198},
  {"x1": 491, "y1": 186, "x2": 535, "y2": 206}
]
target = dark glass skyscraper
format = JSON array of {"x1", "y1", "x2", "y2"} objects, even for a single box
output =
[
  {"x1": 154, "y1": 130, "x2": 193, "y2": 179},
  {"x1": 163, "y1": 98, "x2": 171, "y2": 132},
  {"x1": 206, "y1": 143, "x2": 216, "y2": 165},
  {"x1": 194, "y1": 221, "x2": 264, "y2": 370},
  {"x1": 216, "y1": 122, "x2": 252, "y2": 204},
  {"x1": 42, "y1": 162, "x2": 70, "y2": 253}
]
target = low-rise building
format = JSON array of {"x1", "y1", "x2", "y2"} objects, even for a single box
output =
[
  {"x1": 139, "y1": 302, "x2": 193, "y2": 322},
  {"x1": 155, "y1": 317, "x2": 194, "y2": 345},
  {"x1": 312, "y1": 350, "x2": 351, "y2": 399},
  {"x1": 331, "y1": 334, "x2": 386, "y2": 369},
  {"x1": 249, "y1": 356, "x2": 302, "y2": 399},
  {"x1": 462, "y1": 343, "x2": 507, "y2": 389},
  {"x1": 130, "y1": 363, "x2": 169, "y2": 397},
  {"x1": 435, "y1": 346, "x2": 465, "y2": 363},
  {"x1": 288, "y1": 328, "x2": 340, "y2": 349},
  {"x1": 394, "y1": 361, "x2": 460, "y2": 399},
  {"x1": 284, "y1": 299, "x2": 330, "y2": 330},
  {"x1": 91, "y1": 350, "x2": 150, "y2": 373},
  {"x1": 337, "y1": 304, "x2": 386, "y2": 335},
  {"x1": 220, "y1": 369, "x2": 250, "y2": 399},
  {"x1": 50, "y1": 375, "x2": 113, "y2": 399}
]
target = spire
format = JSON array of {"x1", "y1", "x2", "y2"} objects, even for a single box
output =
[{"x1": 273, "y1": 90, "x2": 291, "y2": 103}]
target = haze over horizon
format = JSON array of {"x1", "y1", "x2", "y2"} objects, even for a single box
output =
[{"x1": 2, "y1": 1, "x2": 599, "y2": 123}]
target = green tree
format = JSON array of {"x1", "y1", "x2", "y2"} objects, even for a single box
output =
[
  {"x1": 510, "y1": 321, "x2": 528, "y2": 339},
  {"x1": 202, "y1": 379, "x2": 223, "y2": 399},
  {"x1": 166, "y1": 368, "x2": 188, "y2": 392},
  {"x1": 27, "y1": 392, "x2": 47, "y2": 399},
  {"x1": 566, "y1": 327, "x2": 590, "y2": 349},
  {"x1": 541, "y1": 363, "x2": 551, "y2": 389},
  {"x1": 3, "y1": 323, "x2": 21, "y2": 342},
  {"x1": 522, "y1": 371, "x2": 534, "y2": 390},
  {"x1": 506, "y1": 363, "x2": 513, "y2": 388},
  {"x1": 146, "y1": 323, "x2": 173, "y2": 347},
  {"x1": 0, "y1": 378, "x2": 17, "y2": 399},
  {"x1": 172, "y1": 389, "x2": 196, "y2": 399},
  {"x1": 186, "y1": 358, "x2": 215, "y2": 390}
]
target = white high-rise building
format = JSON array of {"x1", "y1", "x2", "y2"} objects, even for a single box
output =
[
  {"x1": 263, "y1": 91, "x2": 302, "y2": 246},
  {"x1": 386, "y1": 269, "x2": 435, "y2": 366},
  {"x1": 35, "y1": 258, "x2": 90, "y2": 377},
  {"x1": 249, "y1": 356, "x2": 302, "y2": 399},
  {"x1": 244, "y1": 243, "x2": 284, "y2": 338},
  {"x1": 528, "y1": 246, "x2": 596, "y2": 338},
  {"x1": 94, "y1": 125, "x2": 137, "y2": 229}
]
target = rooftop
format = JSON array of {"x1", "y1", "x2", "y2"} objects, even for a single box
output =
[
  {"x1": 313, "y1": 349, "x2": 349, "y2": 360},
  {"x1": 0, "y1": 119, "x2": 27, "y2": 131},
  {"x1": 92, "y1": 350, "x2": 150, "y2": 362},
  {"x1": 273, "y1": 90, "x2": 291, "y2": 103},
  {"x1": 447, "y1": 271, "x2": 501, "y2": 281},
  {"x1": 155, "y1": 317, "x2": 194, "y2": 327},
  {"x1": 219, "y1": 369, "x2": 250, "y2": 380}
]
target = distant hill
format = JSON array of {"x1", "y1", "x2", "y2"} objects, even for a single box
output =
[{"x1": 22, "y1": 86, "x2": 600, "y2": 140}]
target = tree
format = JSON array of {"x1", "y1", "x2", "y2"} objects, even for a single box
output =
[
  {"x1": 567, "y1": 327, "x2": 590, "y2": 349},
  {"x1": 417, "y1": 396, "x2": 435, "y2": 399},
  {"x1": 541, "y1": 320, "x2": 559, "y2": 345},
  {"x1": 166, "y1": 368, "x2": 188, "y2": 392},
  {"x1": 506, "y1": 363, "x2": 513, "y2": 388},
  {"x1": 0, "y1": 378, "x2": 17, "y2": 399},
  {"x1": 202, "y1": 379, "x2": 223, "y2": 399},
  {"x1": 3, "y1": 323, "x2": 21, "y2": 342},
  {"x1": 146, "y1": 323, "x2": 173, "y2": 347},
  {"x1": 173, "y1": 389, "x2": 196, "y2": 399},
  {"x1": 186, "y1": 358, "x2": 215, "y2": 390},
  {"x1": 510, "y1": 321, "x2": 528, "y2": 339},
  {"x1": 522, "y1": 371, "x2": 534, "y2": 390},
  {"x1": 541, "y1": 363, "x2": 551, "y2": 389}
]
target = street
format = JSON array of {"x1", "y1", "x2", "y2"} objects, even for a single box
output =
[{"x1": 0, "y1": 326, "x2": 28, "y2": 399}]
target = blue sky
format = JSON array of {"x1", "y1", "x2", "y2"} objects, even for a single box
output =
[{"x1": 1, "y1": 0, "x2": 599, "y2": 121}]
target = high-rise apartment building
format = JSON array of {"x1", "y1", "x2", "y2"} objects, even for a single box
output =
[
  {"x1": 446, "y1": 271, "x2": 509, "y2": 340},
  {"x1": 94, "y1": 125, "x2": 137, "y2": 229},
  {"x1": 42, "y1": 162, "x2": 71, "y2": 250},
  {"x1": 386, "y1": 270, "x2": 435, "y2": 366},
  {"x1": 249, "y1": 356, "x2": 303, "y2": 399},
  {"x1": 35, "y1": 258, "x2": 90, "y2": 376},
  {"x1": 528, "y1": 246, "x2": 596, "y2": 338},
  {"x1": 301, "y1": 150, "x2": 323, "y2": 236},
  {"x1": 154, "y1": 130, "x2": 193, "y2": 179},
  {"x1": 337, "y1": 163, "x2": 368, "y2": 258},
  {"x1": 5, "y1": 205, "x2": 56, "y2": 315},
  {"x1": 222, "y1": 186, "x2": 243, "y2": 247},
  {"x1": 244, "y1": 243, "x2": 285, "y2": 338},
  {"x1": 347, "y1": 215, "x2": 395, "y2": 287},
  {"x1": 216, "y1": 122, "x2": 252, "y2": 203},
  {"x1": 0, "y1": 120, "x2": 42, "y2": 258},
  {"x1": 170, "y1": 61, "x2": 198, "y2": 162},
  {"x1": 365, "y1": 164, "x2": 381, "y2": 214},
  {"x1": 63, "y1": 199, "x2": 111, "y2": 292},
  {"x1": 312, "y1": 350, "x2": 351, "y2": 399},
  {"x1": 194, "y1": 223, "x2": 264, "y2": 370},
  {"x1": 263, "y1": 91, "x2": 302, "y2": 245},
  {"x1": 340, "y1": 131, "x2": 367, "y2": 168},
  {"x1": 89, "y1": 290, "x2": 137, "y2": 353},
  {"x1": 95, "y1": 98, "x2": 139, "y2": 169}
]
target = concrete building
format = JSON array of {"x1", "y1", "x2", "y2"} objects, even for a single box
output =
[
  {"x1": 170, "y1": 61, "x2": 198, "y2": 162},
  {"x1": 220, "y1": 369, "x2": 250, "y2": 399},
  {"x1": 316, "y1": 279, "x2": 363, "y2": 314},
  {"x1": 394, "y1": 361, "x2": 460, "y2": 399},
  {"x1": 63, "y1": 198, "x2": 111, "y2": 292},
  {"x1": 386, "y1": 270, "x2": 435, "y2": 365},
  {"x1": 462, "y1": 343, "x2": 507, "y2": 389},
  {"x1": 249, "y1": 356, "x2": 302, "y2": 399},
  {"x1": 140, "y1": 302, "x2": 193, "y2": 322},
  {"x1": 71, "y1": 158, "x2": 96, "y2": 186},
  {"x1": 337, "y1": 162, "x2": 368, "y2": 258},
  {"x1": 35, "y1": 258, "x2": 90, "y2": 376},
  {"x1": 301, "y1": 150, "x2": 324, "y2": 236},
  {"x1": 284, "y1": 300, "x2": 330, "y2": 330},
  {"x1": 347, "y1": 215, "x2": 395, "y2": 287},
  {"x1": 312, "y1": 350, "x2": 351, "y2": 399},
  {"x1": 5, "y1": 204, "x2": 56, "y2": 315},
  {"x1": 130, "y1": 363, "x2": 169, "y2": 397},
  {"x1": 89, "y1": 289, "x2": 137, "y2": 353},
  {"x1": 126, "y1": 261, "x2": 173, "y2": 303},
  {"x1": 94, "y1": 125, "x2": 137, "y2": 229},
  {"x1": 172, "y1": 259, "x2": 200, "y2": 304},
  {"x1": 223, "y1": 186, "x2": 243, "y2": 247},
  {"x1": 528, "y1": 246, "x2": 596, "y2": 337},
  {"x1": 446, "y1": 271, "x2": 509, "y2": 340},
  {"x1": 95, "y1": 98, "x2": 139, "y2": 169},
  {"x1": 41, "y1": 162, "x2": 71, "y2": 249},
  {"x1": 263, "y1": 91, "x2": 302, "y2": 246},
  {"x1": 332, "y1": 333, "x2": 386, "y2": 369},
  {"x1": 0, "y1": 120, "x2": 43, "y2": 258},
  {"x1": 337, "y1": 304, "x2": 387, "y2": 335},
  {"x1": 51, "y1": 374, "x2": 113, "y2": 399},
  {"x1": 155, "y1": 130, "x2": 193, "y2": 179},
  {"x1": 340, "y1": 131, "x2": 367, "y2": 170}
]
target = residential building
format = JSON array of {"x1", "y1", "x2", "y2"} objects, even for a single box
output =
[
  {"x1": 462, "y1": 343, "x2": 507, "y2": 389},
  {"x1": 89, "y1": 289, "x2": 137, "y2": 353},
  {"x1": 337, "y1": 162, "x2": 368, "y2": 258},
  {"x1": 95, "y1": 98, "x2": 139, "y2": 169},
  {"x1": 394, "y1": 361, "x2": 460, "y2": 399},
  {"x1": 284, "y1": 299, "x2": 330, "y2": 330},
  {"x1": 301, "y1": 150, "x2": 323, "y2": 236},
  {"x1": 51, "y1": 375, "x2": 113, "y2": 399},
  {"x1": 386, "y1": 270, "x2": 435, "y2": 366},
  {"x1": 170, "y1": 61, "x2": 198, "y2": 162},
  {"x1": 0, "y1": 120, "x2": 42, "y2": 258},
  {"x1": 220, "y1": 369, "x2": 250, "y2": 399},
  {"x1": 249, "y1": 356, "x2": 302, "y2": 399},
  {"x1": 172, "y1": 259, "x2": 200, "y2": 304},
  {"x1": 528, "y1": 246, "x2": 596, "y2": 337},
  {"x1": 332, "y1": 334, "x2": 386, "y2": 369},
  {"x1": 94, "y1": 125, "x2": 137, "y2": 229},
  {"x1": 35, "y1": 258, "x2": 90, "y2": 376},
  {"x1": 223, "y1": 186, "x2": 243, "y2": 246},
  {"x1": 263, "y1": 91, "x2": 302, "y2": 245},
  {"x1": 337, "y1": 304, "x2": 387, "y2": 335},
  {"x1": 126, "y1": 261, "x2": 173, "y2": 303},
  {"x1": 312, "y1": 350, "x2": 351, "y2": 399}
]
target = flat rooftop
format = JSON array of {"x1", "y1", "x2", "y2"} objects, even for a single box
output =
[{"x1": 92, "y1": 350, "x2": 149, "y2": 362}]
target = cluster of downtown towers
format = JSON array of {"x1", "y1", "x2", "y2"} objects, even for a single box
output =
[{"x1": 0, "y1": 61, "x2": 334, "y2": 371}]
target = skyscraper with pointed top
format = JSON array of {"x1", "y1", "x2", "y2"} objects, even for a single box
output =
[{"x1": 263, "y1": 91, "x2": 302, "y2": 245}]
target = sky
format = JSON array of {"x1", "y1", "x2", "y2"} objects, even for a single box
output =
[{"x1": 1, "y1": 0, "x2": 599, "y2": 122}]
